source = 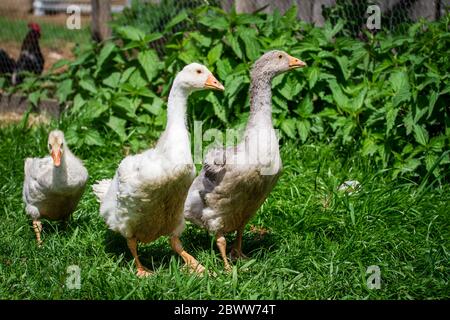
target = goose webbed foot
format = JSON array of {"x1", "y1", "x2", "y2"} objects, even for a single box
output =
[
  {"x1": 230, "y1": 248, "x2": 249, "y2": 261},
  {"x1": 136, "y1": 266, "x2": 153, "y2": 278},
  {"x1": 170, "y1": 236, "x2": 205, "y2": 274},
  {"x1": 216, "y1": 234, "x2": 233, "y2": 272},
  {"x1": 230, "y1": 225, "x2": 248, "y2": 261},
  {"x1": 127, "y1": 237, "x2": 153, "y2": 278},
  {"x1": 33, "y1": 220, "x2": 43, "y2": 247}
]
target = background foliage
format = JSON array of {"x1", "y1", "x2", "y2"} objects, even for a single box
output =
[{"x1": 0, "y1": 4, "x2": 449, "y2": 180}]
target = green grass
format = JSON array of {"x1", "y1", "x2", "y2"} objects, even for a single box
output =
[
  {"x1": 0, "y1": 16, "x2": 90, "y2": 48},
  {"x1": 0, "y1": 123, "x2": 448, "y2": 299}
]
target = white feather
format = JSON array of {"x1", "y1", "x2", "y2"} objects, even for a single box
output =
[{"x1": 92, "y1": 179, "x2": 112, "y2": 203}]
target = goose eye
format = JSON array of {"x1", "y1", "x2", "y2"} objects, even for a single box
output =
[
  {"x1": 196, "y1": 69, "x2": 202, "y2": 74},
  {"x1": 48, "y1": 144, "x2": 52, "y2": 149},
  {"x1": 61, "y1": 143, "x2": 64, "y2": 148},
  {"x1": 278, "y1": 54, "x2": 283, "y2": 59}
]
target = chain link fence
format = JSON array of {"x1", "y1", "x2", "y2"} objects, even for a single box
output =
[{"x1": 0, "y1": 0, "x2": 448, "y2": 82}]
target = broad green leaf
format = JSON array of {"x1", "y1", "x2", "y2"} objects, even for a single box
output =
[
  {"x1": 121, "y1": 40, "x2": 142, "y2": 51},
  {"x1": 335, "y1": 56, "x2": 349, "y2": 80},
  {"x1": 425, "y1": 153, "x2": 439, "y2": 174},
  {"x1": 271, "y1": 73, "x2": 285, "y2": 88},
  {"x1": 72, "y1": 94, "x2": 86, "y2": 112},
  {"x1": 427, "y1": 90, "x2": 439, "y2": 119},
  {"x1": 349, "y1": 45, "x2": 368, "y2": 67},
  {"x1": 137, "y1": 114, "x2": 152, "y2": 125},
  {"x1": 235, "y1": 14, "x2": 264, "y2": 25},
  {"x1": 28, "y1": 91, "x2": 41, "y2": 107},
  {"x1": 138, "y1": 50, "x2": 160, "y2": 82},
  {"x1": 141, "y1": 97, "x2": 164, "y2": 116},
  {"x1": 97, "y1": 42, "x2": 116, "y2": 68},
  {"x1": 352, "y1": 87, "x2": 367, "y2": 112},
  {"x1": 103, "y1": 72, "x2": 121, "y2": 88},
  {"x1": 144, "y1": 32, "x2": 163, "y2": 43},
  {"x1": 362, "y1": 138, "x2": 379, "y2": 156},
  {"x1": 403, "y1": 111, "x2": 415, "y2": 135},
  {"x1": 164, "y1": 11, "x2": 188, "y2": 31},
  {"x1": 297, "y1": 120, "x2": 310, "y2": 142},
  {"x1": 84, "y1": 130, "x2": 105, "y2": 146},
  {"x1": 328, "y1": 79, "x2": 348, "y2": 111},
  {"x1": 279, "y1": 75, "x2": 301, "y2": 100},
  {"x1": 216, "y1": 59, "x2": 232, "y2": 80},
  {"x1": 318, "y1": 107, "x2": 338, "y2": 118},
  {"x1": 71, "y1": 51, "x2": 93, "y2": 66},
  {"x1": 386, "y1": 104, "x2": 399, "y2": 135},
  {"x1": 107, "y1": 116, "x2": 127, "y2": 141},
  {"x1": 297, "y1": 94, "x2": 313, "y2": 117},
  {"x1": 308, "y1": 66, "x2": 319, "y2": 89},
  {"x1": 113, "y1": 97, "x2": 138, "y2": 116},
  {"x1": 329, "y1": 20, "x2": 344, "y2": 39},
  {"x1": 208, "y1": 43, "x2": 223, "y2": 66},
  {"x1": 206, "y1": 92, "x2": 227, "y2": 123},
  {"x1": 429, "y1": 136, "x2": 445, "y2": 152},
  {"x1": 56, "y1": 79, "x2": 73, "y2": 103},
  {"x1": 79, "y1": 79, "x2": 97, "y2": 94},
  {"x1": 51, "y1": 59, "x2": 70, "y2": 69},
  {"x1": 390, "y1": 71, "x2": 411, "y2": 107},
  {"x1": 280, "y1": 119, "x2": 297, "y2": 139},
  {"x1": 401, "y1": 158, "x2": 421, "y2": 173},
  {"x1": 273, "y1": 95, "x2": 288, "y2": 111},
  {"x1": 65, "y1": 127, "x2": 80, "y2": 146},
  {"x1": 238, "y1": 27, "x2": 260, "y2": 60},
  {"x1": 226, "y1": 33, "x2": 243, "y2": 59},
  {"x1": 198, "y1": 15, "x2": 228, "y2": 30},
  {"x1": 84, "y1": 100, "x2": 108, "y2": 119},
  {"x1": 414, "y1": 107, "x2": 427, "y2": 123},
  {"x1": 190, "y1": 32, "x2": 212, "y2": 47},
  {"x1": 413, "y1": 124, "x2": 429, "y2": 146},
  {"x1": 128, "y1": 69, "x2": 147, "y2": 88},
  {"x1": 116, "y1": 26, "x2": 145, "y2": 41},
  {"x1": 134, "y1": 86, "x2": 156, "y2": 98},
  {"x1": 120, "y1": 67, "x2": 136, "y2": 84},
  {"x1": 178, "y1": 49, "x2": 198, "y2": 65},
  {"x1": 225, "y1": 75, "x2": 245, "y2": 101}
]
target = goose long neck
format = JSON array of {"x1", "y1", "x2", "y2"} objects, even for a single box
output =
[
  {"x1": 156, "y1": 81, "x2": 192, "y2": 164},
  {"x1": 52, "y1": 147, "x2": 68, "y2": 183},
  {"x1": 245, "y1": 75, "x2": 273, "y2": 135},
  {"x1": 166, "y1": 83, "x2": 188, "y2": 129}
]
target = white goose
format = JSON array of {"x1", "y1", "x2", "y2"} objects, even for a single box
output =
[
  {"x1": 93, "y1": 63, "x2": 224, "y2": 277},
  {"x1": 184, "y1": 51, "x2": 306, "y2": 271},
  {"x1": 23, "y1": 130, "x2": 88, "y2": 245}
]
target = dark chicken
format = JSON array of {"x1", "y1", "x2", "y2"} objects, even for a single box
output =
[
  {"x1": 12, "y1": 22, "x2": 44, "y2": 85},
  {"x1": 0, "y1": 49, "x2": 16, "y2": 75}
]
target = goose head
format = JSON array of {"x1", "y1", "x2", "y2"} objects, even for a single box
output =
[
  {"x1": 174, "y1": 63, "x2": 224, "y2": 92},
  {"x1": 251, "y1": 50, "x2": 306, "y2": 79},
  {"x1": 48, "y1": 130, "x2": 65, "y2": 167}
]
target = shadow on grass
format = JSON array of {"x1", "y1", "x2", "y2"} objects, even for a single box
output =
[
  {"x1": 181, "y1": 224, "x2": 279, "y2": 259},
  {"x1": 101, "y1": 222, "x2": 280, "y2": 273},
  {"x1": 38, "y1": 218, "x2": 71, "y2": 238},
  {"x1": 103, "y1": 229, "x2": 174, "y2": 272}
]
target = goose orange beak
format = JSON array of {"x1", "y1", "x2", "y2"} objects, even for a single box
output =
[
  {"x1": 205, "y1": 74, "x2": 224, "y2": 91},
  {"x1": 288, "y1": 55, "x2": 307, "y2": 69},
  {"x1": 51, "y1": 149, "x2": 62, "y2": 167}
]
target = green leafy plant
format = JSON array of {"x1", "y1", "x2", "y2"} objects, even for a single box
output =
[{"x1": 0, "y1": 5, "x2": 448, "y2": 181}]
